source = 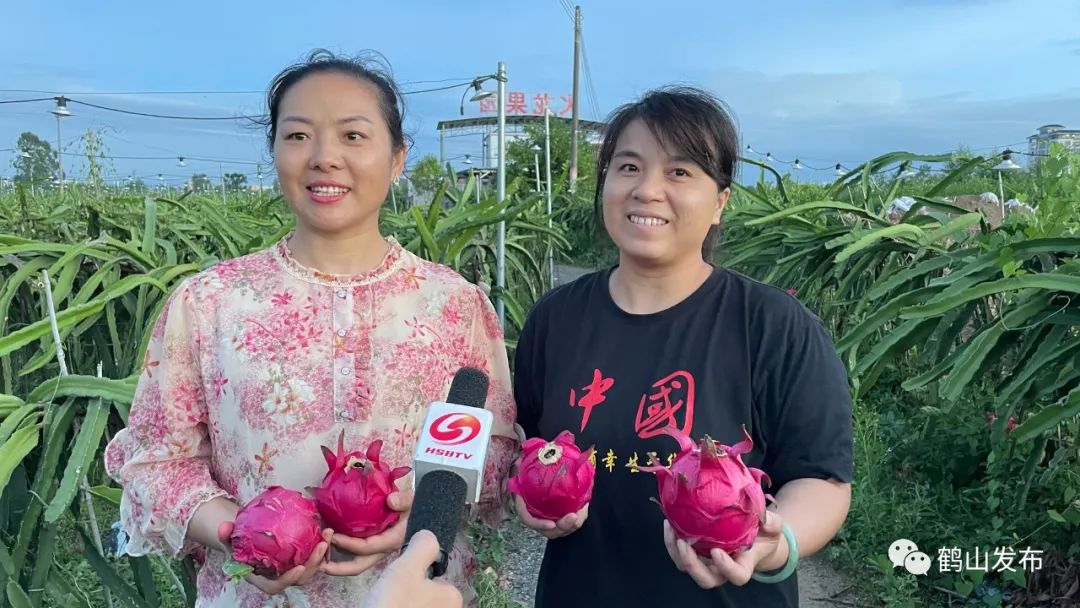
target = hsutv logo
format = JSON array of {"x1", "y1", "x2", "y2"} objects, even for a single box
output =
[{"x1": 428, "y1": 413, "x2": 482, "y2": 445}]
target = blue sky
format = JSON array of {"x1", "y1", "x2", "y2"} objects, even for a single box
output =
[{"x1": 2, "y1": 0, "x2": 1079, "y2": 187}]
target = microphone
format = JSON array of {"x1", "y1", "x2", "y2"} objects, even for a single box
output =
[{"x1": 403, "y1": 366, "x2": 493, "y2": 577}]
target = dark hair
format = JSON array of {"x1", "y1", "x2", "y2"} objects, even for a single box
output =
[
  {"x1": 593, "y1": 85, "x2": 739, "y2": 260},
  {"x1": 257, "y1": 48, "x2": 411, "y2": 155}
]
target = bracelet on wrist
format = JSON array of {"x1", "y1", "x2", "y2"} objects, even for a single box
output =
[{"x1": 751, "y1": 522, "x2": 799, "y2": 584}]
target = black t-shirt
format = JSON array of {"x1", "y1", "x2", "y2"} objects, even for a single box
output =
[{"x1": 513, "y1": 265, "x2": 854, "y2": 608}]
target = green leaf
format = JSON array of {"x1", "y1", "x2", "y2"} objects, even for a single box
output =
[
  {"x1": 939, "y1": 295, "x2": 1048, "y2": 402},
  {"x1": 0, "y1": 257, "x2": 51, "y2": 332},
  {"x1": 925, "y1": 212, "x2": 983, "y2": 243},
  {"x1": 410, "y1": 206, "x2": 441, "y2": 260},
  {"x1": 853, "y1": 317, "x2": 938, "y2": 378},
  {"x1": 0, "y1": 426, "x2": 41, "y2": 496},
  {"x1": 5, "y1": 581, "x2": 31, "y2": 608},
  {"x1": 744, "y1": 200, "x2": 884, "y2": 226},
  {"x1": 833, "y1": 224, "x2": 927, "y2": 264},
  {"x1": 0, "y1": 273, "x2": 168, "y2": 359},
  {"x1": 1048, "y1": 509, "x2": 1067, "y2": 523},
  {"x1": 1010, "y1": 386, "x2": 1080, "y2": 443},
  {"x1": 0, "y1": 403, "x2": 40, "y2": 445},
  {"x1": 142, "y1": 196, "x2": 158, "y2": 258},
  {"x1": 44, "y1": 398, "x2": 110, "y2": 523},
  {"x1": 27, "y1": 374, "x2": 135, "y2": 405},
  {"x1": 900, "y1": 274, "x2": 1080, "y2": 319},
  {"x1": 996, "y1": 327, "x2": 1076, "y2": 409},
  {"x1": 1000, "y1": 568, "x2": 1026, "y2": 589},
  {"x1": 926, "y1": 155, "x2": 990, "y2": 196},
  {"x1": 12, "y1": 398, "x2": 77, "y2": 570},
  {"x1": 836, "y1": 286, "x2": 940, "y2": 353},
  {"x1": 222, "y1": 557, "x2": 254, "y2": 583},
  {"x1": 77, "y1": 529, "x2": 154, "y2": 608},
  {"x1": 865, "y1": 249, "x2": 972, "y2": 301},
  {"x1": 102, "y1": 235, "x2": 156, "y2": 271},
  {"x1": 88, "y1": 485, "x2": 122, "y2": 506},
  {"x1": 129, "y1": 555, "x2": 160, "y2": 606}
]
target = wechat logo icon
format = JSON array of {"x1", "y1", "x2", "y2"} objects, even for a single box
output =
[{"x1": 888, "y1": 539, "x2": 932, "y2": 576}]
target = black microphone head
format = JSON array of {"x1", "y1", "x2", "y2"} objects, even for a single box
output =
[
  {"x1": 446, "y1": 366, "x2": 489, "y2": 409},
  {"x1": 403, "y1": 470, "x2": 468, "y2": 577}
]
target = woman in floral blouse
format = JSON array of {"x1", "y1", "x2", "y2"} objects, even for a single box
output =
[{"x1": 104, "y1": 49, "x2": 519, "y2": 608}]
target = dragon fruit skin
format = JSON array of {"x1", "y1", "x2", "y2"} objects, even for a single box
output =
[
  {"x1": 229, "y1": 486, "x2": 323, "y2": 578},
  {"x1": 311, "y1": 432, "x2": 411, "y2": 539},
  {"x1": 640, "y1": 425, "x2": 773, "y2": 558},
  {"x1": 508, "y1": 430, "x2": 596, "y2": 521}
]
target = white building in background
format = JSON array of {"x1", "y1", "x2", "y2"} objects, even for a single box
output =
[{"x1": 1028, "y1": 124, "x2": 1080, "y2": 157}]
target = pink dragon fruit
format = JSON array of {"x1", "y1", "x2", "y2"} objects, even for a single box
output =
[
  {"x1": 227, "y1": 486, "x2": 322, "y2": 578},
  {"x1": 639, "y1": 425, "x2": 773, "y2": 558},
  {"x1": 508, "y1": 430, "x2": 596, "y2": 521},
  {"x1": 311, "y1": 432, "x2": 411, "y2": 539}
]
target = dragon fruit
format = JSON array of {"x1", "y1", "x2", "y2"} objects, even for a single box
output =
[
  {"x1": 508, "y1": 430, "x2": 596, "y2": 521},
  {"x1": 311, "y1": 432, "x2": 411, "y2": 538},
  {"x1": 226, "y1": 486, "x2": 322, "y2": 578},
  {"x1": 639, "y1": 425, "x2": 773, "y2": 558}
]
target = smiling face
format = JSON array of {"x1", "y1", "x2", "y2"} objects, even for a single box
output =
[
  {"x1": 601, "y1": 119, "x2": 729, "y2": 268},
  {"x1": 272, "y1": 71, "x2": 405, "y2": 237}
]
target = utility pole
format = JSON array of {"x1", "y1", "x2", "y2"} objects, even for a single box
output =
[{"x1": 568, "y1": 5, "x2": 581, "y2": 194}]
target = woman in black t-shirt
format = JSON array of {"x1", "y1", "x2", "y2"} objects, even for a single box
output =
[{"x1": 510, "y1": 86, "x2": 854, "y2": 608}]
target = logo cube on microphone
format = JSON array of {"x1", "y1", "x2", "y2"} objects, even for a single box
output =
[
  {"x1": 429, "y1": 413, "x2": 483, "y2": 446},
  {"x1": 413, "y1": 402, "x2": 494, "y2": 503}
]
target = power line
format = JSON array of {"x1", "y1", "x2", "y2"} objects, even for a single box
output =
[
  {"x1": 0, "y1": 81, "x2": 478, "y2": 122},
  {"x1": 0, "y1": 97, "x2": 55, "y2": 105},
  {"x1": 69, "y1": 98, "x2": 261, "y2": 120},
  {"x1": 0, "y1": 79, "x2": 474, "y2": 97}
]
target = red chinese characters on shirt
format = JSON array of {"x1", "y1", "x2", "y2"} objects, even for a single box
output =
[
  {"x1": 635, "y1": 371, "x2": 695, "y2": 440},
  {"x1": 569, "y1": 369, "x2": 614, "y2": 432}
]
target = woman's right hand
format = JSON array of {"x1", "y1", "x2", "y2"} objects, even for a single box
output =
[
  {"x1": 216, "y1": 521, "x2": 331, "y2": 596},
  {"x1": 513, "y1": 495, "x2": 589, "y2": 540}
]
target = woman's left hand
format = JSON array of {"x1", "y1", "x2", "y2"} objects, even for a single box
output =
[
  {"x1": 663, "y1": 509, "x2": 789, "y2": 589},
  {"x1": 319, "y1": 490, "x2": 414, "y2": 577}
]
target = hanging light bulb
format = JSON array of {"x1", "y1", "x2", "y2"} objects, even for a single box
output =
[
  {"x1": 464, "y1": 154, "x2": 473, "y2": 165},
  {"x1": 835, "y1": 163, "x2": 845, "y2": 177},
  {"x1": 51, "y1": 96, "x2": 72, "y2": 117},
  {"x1": 793, "y1": 159, "x2": 803, "y2": 170},
  {"x1": 766, "y1": 153, "x2": 774, "y2": 162},
  {"x1": 745, "y1": 144, "x2": 755, "y2": 154},
  {"x1": 177, "y1": 156, "x2": 186, "y2": 167},
  {"x1": 994, "y1": 149, "x2": 1021, "y2": 171}
]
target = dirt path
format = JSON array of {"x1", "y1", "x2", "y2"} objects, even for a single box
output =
[{"x1": 501, "y1": 265, "x2": 865, "y2": 606}]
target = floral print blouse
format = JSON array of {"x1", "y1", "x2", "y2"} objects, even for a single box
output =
[{"x1": 104, "y1": 233, "x2": 519, "y2": 608}]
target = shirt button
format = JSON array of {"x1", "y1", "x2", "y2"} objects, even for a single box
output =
[
  {"x1": 337, "y1": 289, "x2": 347, "y2": 299},
  {"x1": 341, "y1": 367, "x2": 351, "y2": 375},
  {"x1": 337, "y1": 329, "x2": 347, "y2": 337}
]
